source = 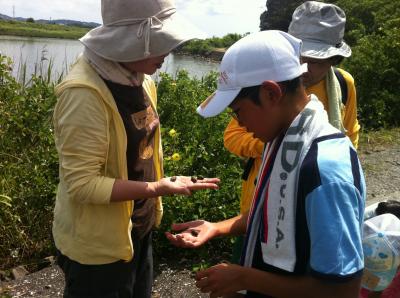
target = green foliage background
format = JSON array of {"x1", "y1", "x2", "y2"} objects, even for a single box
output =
[
  {"x1": 0, "y1": 56, "x2": 59, "y2": 269},
  {"x1": 154, "y1": 71, "x2": 243, "y2": 256},
  {"x1": 336, "y1": 0, "x2": 400, "y2": 129}
]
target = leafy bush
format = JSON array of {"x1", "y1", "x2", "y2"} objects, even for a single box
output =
[
  {"x1": 154, "y1": 71, "x2": 242, "y2": 254},
  {"x1": 335, "y1": 0, "x2": 400, "y2": 128},
  {"x1": 343, "y1": 27, "x2": 400, "y2": 128},
  {"x1": 0, "y1": 55, "x2": 59, "y2": 269}
]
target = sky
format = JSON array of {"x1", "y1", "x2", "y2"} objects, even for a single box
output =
[{"x1": 0, "y1": 0, "x2": 267, "y2": 37}]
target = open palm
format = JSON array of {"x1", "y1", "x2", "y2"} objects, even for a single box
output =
[{"x1": 165, "y1": 220, "x2": 217, "y2": 248}]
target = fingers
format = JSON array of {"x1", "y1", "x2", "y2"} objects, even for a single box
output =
[
  {"x1": 169, "y1": 176, "x2": 220, "y2": 185},
  {"x1": 198, "y1": 177, "x2": 220, "y2": 183},
  {"x1": 196, "y1": 267, "x2": 212, "y2": 280},
  {"x1": 171, "y1": 221, "x2": 196, "y2": 231},
  {"x1": 188, "y1": 177, "x2": 220, "y2": 191},
  {"x1": 195, "y1": 273, "x2": 215, "y2": 294},
  {"x1": 195, "y1": 271, "x2": 220, "y2": 295},
  {"x1": 195, "y1": 276, "x2": 209, "y2": 288},
  {"x1": 188, "y1": 182, "x2": 219, "y2": 191},
  {"x1": 190, "y1": 177, "x2": 220, "y2": 187},
  {"x1": 171, "y1": 222, "x2": 188, "y2": 231},
  {"x1": 166, "y1": 176, "x2": 220, "y2": 195},
  {"x1": 165, "y1": 231, "x2": 198, "y2": 248},
  {"x1": 165, "y1": 231, "x2": 185, "y2": 247}
]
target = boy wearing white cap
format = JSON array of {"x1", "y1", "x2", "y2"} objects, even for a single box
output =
[
  {"x1": 52, "y1": 0, "x2": 219, "y2": 297},
  {"x1": 224, "y1": 1, "x2": 360, "y2": 265},
  {"x1": 166, "y1": 30, "x2": 365, "y2": 297}
]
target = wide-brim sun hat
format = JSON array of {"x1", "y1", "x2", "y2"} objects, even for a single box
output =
[
  {"x1": 288, "y1": 1, "x2": 351, "y2": 59},
  {"x1": 80, "y1": 0, "x2": 206, "y2": 62},
  {"x1": 197, "y1": 30, "x2": 308, "y2": 118}
]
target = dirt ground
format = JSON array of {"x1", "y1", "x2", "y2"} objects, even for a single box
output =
[{"x1": 1, "y1": 142, "x2": 400, "y2": 298}]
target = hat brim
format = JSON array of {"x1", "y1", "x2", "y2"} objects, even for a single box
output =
[
  {"x1": 197, "y1": 89, "x2": 241, "y2": 118},
  {"x1": 301, "y1": 40, "x2": 351, "y2": 59},
  {"x1": 80, "y1": 12, "x2": 206, "y2": 62},
  {"x1": 197, "y1": 62, "x2": 308, "y2": 118}
]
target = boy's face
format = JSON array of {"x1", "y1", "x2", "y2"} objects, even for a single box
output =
[
  {"x1": 229, "y1": 88, "x2": 284, "y2": 143},
  {"x1": 301, "y1": 57, "x2": 332, "y2": 87},
  {"x1": 121, "y1": 54, "x2": 168, "y2": 75}
]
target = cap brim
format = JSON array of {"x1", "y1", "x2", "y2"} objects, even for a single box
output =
[
  {"x1": 80, "y1": 12, "x2": 207, "y2": 62},
  {"x1": 301, "y1": 40, "x2": 351, "y2": 59},
  {"x1": 197, "y1": 89, "x2": 241, "y2": 118}
]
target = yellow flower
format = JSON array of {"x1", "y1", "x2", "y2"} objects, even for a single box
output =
[
  {"x1": 169, "y1": 129, "x2": 177, "y2": 138},
  {"x1": 171, "y1": 153, "x2": 181, "y2": 161},
  {"x1": 171, "y1": 82, "x2": 177, "y2": 87}
]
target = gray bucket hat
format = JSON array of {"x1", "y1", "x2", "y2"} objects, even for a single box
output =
[
  {"x1": 288, "y1": 1, "x2": 351, "y2": 59},
  {"x1": 80, "y1": 0, "x2": 206, "y2": 62}
]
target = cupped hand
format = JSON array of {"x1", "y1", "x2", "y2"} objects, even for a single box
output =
[
  {"x1": 165, "y1": 220, "x2": 217, "y2": 248},
  {"x1": 195, "y1": 263, "x2": 245, "y2": 298},
  {"x1": 157, "y1": 176, "x2": 220, "y2": 196}
]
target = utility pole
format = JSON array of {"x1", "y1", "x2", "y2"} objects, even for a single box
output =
[{"x1": 12, "y1": 5, "x2": 15, "y2": 19}]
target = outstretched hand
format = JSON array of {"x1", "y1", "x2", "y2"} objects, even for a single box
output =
[
  {"x1": 156, "y1": 176, "x2": 220, "y2": 196},
  {"x1": 165, "y1": 220, "x2": 217, "y2": 248}
]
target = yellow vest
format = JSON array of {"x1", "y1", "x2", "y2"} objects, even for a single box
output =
[{"x1": 52, "y1": 57, "x2": 163, "y2": 265}]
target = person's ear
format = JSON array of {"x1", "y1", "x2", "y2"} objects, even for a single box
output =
[{"x1": 260, "y1": 81, "x2": 283, "y2": 103}]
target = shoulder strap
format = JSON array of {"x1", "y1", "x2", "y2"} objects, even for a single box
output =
[
  {"x1": 242, "y1": 158, "x2": 255, "y2": 181},
  {"x1": 333, "y1": 67, "x2": 348, "y2": 106}
]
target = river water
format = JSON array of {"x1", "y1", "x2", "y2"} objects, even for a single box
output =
[{"x1": 0, "y1": 35, "x2": 220, "y2": 82}]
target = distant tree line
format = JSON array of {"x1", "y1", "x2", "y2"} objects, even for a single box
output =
[{"x1": 175, "y1": 33, "x2": 244, "y2": 58}]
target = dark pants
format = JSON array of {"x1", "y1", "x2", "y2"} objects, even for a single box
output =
[{"x1": 57, "y1": 232, "x2": 153, "y2": 298}]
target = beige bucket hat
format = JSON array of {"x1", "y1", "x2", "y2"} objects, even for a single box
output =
[
  {"x1": 288, "y1": 1, "x2": 351, "y2": 59},
  {"x1": 80, "y1": 0, "x2": 206, "y2": 62}
]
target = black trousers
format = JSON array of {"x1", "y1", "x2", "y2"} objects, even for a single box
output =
[{"x1": 57, "y1": 232, "x2": 153, "y2": 298}]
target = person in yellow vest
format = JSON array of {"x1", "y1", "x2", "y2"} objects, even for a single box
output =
[
  {"x1": 225, "y1": 1, "x2": 360, "y2": 263},
  {"x1": 52, "y1": 0, "x2": 219, "y2": 297}
]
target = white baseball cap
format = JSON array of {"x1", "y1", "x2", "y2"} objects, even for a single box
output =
[
  {"x1": 196, "y1": 30, "x2": 308, "y2": 118},
  {"x1": 362, "y1": 213, "x2": 400, "y2": 291}
]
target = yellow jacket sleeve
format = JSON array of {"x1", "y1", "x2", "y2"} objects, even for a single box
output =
[
  {"x1": 223, "y1": 118, "x2": 264, "y2": 158},
  {"x1": 339, "y1": 69, "x2": 360, "y2": 149},
  {"x1": 53, "y1": 87, "x2": 115, "y2": 205}
]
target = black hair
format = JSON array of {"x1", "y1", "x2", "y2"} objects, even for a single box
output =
[
  {"x1": 279, "y1": 76, "x2": 302, "y2": 95},
  {"x1": 235, "y1": 85, "x2": 262, "y2": 105},
  {"x1": 376, "y1": 200, "x2": 400, "y2": 219},
  {"x1": 330, "y1": 55, "x2": 345, "y2": 66},
  {"x1": 233, "y1": 76, "x2": 302, "y2": 105}
]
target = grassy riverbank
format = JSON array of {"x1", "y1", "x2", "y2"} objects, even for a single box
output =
[{"x1": 0, "y1": 19, "x2": 90, "y2": 39}]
